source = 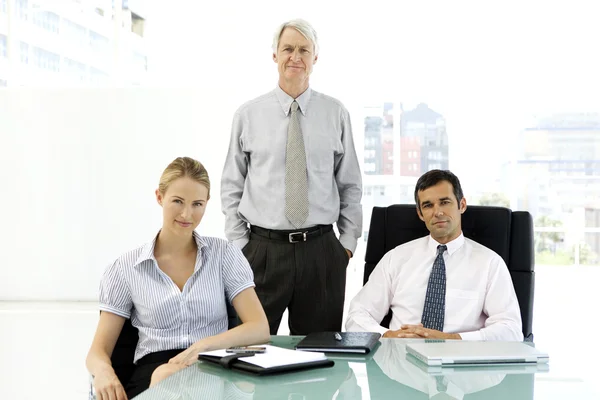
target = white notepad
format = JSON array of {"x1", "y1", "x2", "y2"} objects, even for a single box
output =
[{"x1": 199, "y1": 345, "x2": 327, "y2": 369}]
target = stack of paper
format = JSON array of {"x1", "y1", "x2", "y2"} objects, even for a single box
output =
[{"x1": 199, "y1": 345, "x2": 327, "y2": 368}]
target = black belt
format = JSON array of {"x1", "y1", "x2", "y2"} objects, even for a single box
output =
[{"x1": 250, "y1": 224, "x2": 332, "y2": 243}]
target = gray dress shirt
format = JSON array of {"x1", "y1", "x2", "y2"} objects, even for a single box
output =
[{"x1": 221, "y1": 86, "x2": 362, "y2": 253}]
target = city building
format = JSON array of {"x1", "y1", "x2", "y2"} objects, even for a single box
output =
[
  {"x1": 507, "y1": 112, "x2": 600, "y2": 263},
  {"x1": 0, "y1": 0, "x2": 148, "y2": 87},
  {"x1": 361, "y1": 102, "x2": 449, "y2": 241},
  {"x1": 399, "y1": 103, "x2": 449, "y2": 176}
]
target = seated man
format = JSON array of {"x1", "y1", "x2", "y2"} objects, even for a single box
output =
[{"x1": 346, "y1": 170, "x2": 523, "y2": 341}]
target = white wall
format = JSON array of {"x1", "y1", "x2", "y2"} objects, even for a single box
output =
[{"x1": 0, "y1": 89, "x2": 239, "y2": 300}]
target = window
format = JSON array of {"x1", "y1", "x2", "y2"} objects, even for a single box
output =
[
  {"x1": 32, "y1": 11, "x2": 60, "y2": 33},
  {"x1": 1, "y1": 0, "x2": 599, "y2": 332},
  {"x1": 364, "y1": 163, "x2": 376, "y2": 173},
  {"x1": 89, "y1": 31, "x2": 109, "y2": 54},
  {"x1": 90, "y1": 67, "x2": 109, "y2": 84},
  {"x1": 133, "y1": 52, "x2": 147, "y2": 72},
  {"x1": 20, "y1": 42, "x2": 29, "y2": 64},
  {"x1": 63, "y1": 19, "x2": 87, "y2": 47},
  {"x1": 17, "y1": 0, "x2": 28, "y2": 21},
  {"x1": 62, "y1": 57, "x2": 87, "y2": 82},
  {"x1": 0, "y1": 35, "x2": 6, "y2": 58},
  {"x1": 31, "y1": 46, "x2": 60, "y2": 72}
]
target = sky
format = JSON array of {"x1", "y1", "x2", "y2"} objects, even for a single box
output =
[{"x1": 142, "y1": 0, "x2": 600, "y2": 180}]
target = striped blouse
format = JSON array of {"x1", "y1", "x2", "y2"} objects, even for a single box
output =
[{"x1": 99, "y1": 231, "x2": 255, "y2": 363}]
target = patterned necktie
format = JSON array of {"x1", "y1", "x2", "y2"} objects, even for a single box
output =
[
  {"x1": 435, "y1": 375, "x2": 448, "y2": 393},
  {"x1": 421, "y1": 245, "x2": 447, "y2": 331},
  {"x1": 284, "y1": 101, "x2": 309, "y2": 228}
]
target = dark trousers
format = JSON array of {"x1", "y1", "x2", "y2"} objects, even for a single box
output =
[
  {"x1": 243, "y1": 226, "x2": 349, "y2": 335},
  {"x1": 125, "y1": 349, "x2": 183, "y2": 399}
]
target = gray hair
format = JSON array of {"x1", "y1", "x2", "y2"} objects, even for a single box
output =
[{"x1": 272, "y1": 19, "x2": 319, "y2": 56}]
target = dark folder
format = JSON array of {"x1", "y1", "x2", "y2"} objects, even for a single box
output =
[
  {"x1": 197, "y1": 352, "x2": 334, "y2": 376},
  {"x1": 295, "y1": 332, "x2": 382, "y2": 354}
]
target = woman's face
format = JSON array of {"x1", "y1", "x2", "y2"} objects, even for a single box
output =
[{"x1": 156, "y1": 177, "x2": 209, "y2": 236}]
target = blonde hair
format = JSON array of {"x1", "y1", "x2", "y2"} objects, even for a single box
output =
[{"x1": 158, "y1": 157, "x2": 210, "y2": 199}]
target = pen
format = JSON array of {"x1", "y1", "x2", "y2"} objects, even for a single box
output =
[{"x1": 334, "y1": 332, "x2": 342, "y2": 341}]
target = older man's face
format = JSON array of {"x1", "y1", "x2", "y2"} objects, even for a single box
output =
[{"x1": 273, "y1": 27, "x2": 318, "y2": 86}]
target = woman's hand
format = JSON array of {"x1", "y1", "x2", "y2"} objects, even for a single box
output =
[
  {"x1": 93, "y1": 370, "x2": 128, "y2": 400},
  {"x1": 169, "y1": 343, "x2": 206, "y2": 366}
]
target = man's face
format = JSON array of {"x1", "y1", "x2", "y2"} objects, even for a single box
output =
[
  {"x1": 417, "y1": 181, "x2": 467, "y2": 244},
  {"x1": 273, "y1": 27, "x2": 318, "y2": 86}
]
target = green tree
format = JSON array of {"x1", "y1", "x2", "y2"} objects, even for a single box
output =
[
  {"x1": 534, "y1": 215, "x2": 563, "y2": 253},
  {"x1": 574, "y1": 243, "x2": 599, "y2": 265},
  {"x1": 477, "y1": 192, "x2": 510, "y2": 207}
]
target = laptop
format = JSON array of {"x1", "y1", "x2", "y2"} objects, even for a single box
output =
[
  {"x1": 406, "y1": 341, "x2": 549, "y2": 367},
  {"x1": 405, "y1": 352, "x2": 550, "y2": 375}
]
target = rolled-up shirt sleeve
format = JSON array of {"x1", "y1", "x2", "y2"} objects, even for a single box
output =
[
  {"x1": 99, "y1": 259, "x2": 133, "y2": 319},
  {"x1": 346, "y1": 251, "x2": 394, "y2": 335},
  {"x1": 222, "y1": 242, "x2": 255, "y2": 303}
]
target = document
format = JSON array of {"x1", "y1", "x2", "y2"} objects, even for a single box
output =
[{"x1": 199, "y1": 344, "x2": 328, "y2": 369}]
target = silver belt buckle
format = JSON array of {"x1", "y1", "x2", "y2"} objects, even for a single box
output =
[{"x1": 288, "y1": 231, "x2": 307, "y2": 243}]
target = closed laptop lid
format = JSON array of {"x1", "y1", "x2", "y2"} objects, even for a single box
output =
[
  {"x1": 406, "y1": 341, "x2": 549, "y2": 367},
  {"x1": 406, "y1": 352, "x2": 550, "y2": 375}
]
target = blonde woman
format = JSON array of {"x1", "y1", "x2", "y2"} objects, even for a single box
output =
[{"x1": 86, "y1": 157, "x2": 269, "y2": 400}]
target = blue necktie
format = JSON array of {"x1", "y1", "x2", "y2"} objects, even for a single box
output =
[{"x1": 421, "y1": 245, "x2": 447, "y2": 331}]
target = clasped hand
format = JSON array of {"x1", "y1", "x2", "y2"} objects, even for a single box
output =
[{"x1": 383, "y1": 323, "x2": 461, "y2": 340}]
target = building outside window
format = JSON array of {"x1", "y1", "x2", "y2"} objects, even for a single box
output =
[
  {"x1": 20, "y1": 42, "x2": 29, "y2": 64},
  {"x1": 0, "y1": 34, "x2": 7, "y2": 58}
]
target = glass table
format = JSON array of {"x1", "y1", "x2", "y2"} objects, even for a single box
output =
[{"x1": 135, "y1": 336, "x2": 599, "y2": 399}]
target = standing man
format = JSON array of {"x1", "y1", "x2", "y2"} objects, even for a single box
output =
[{"x1": 221, "y1": 19, "x2": 362, "y2": 335}]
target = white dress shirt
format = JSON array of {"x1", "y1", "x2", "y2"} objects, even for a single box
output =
[{"x1": 346, "y1": 233, "x2": 523, "y2": 341}]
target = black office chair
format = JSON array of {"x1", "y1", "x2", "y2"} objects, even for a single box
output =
[
  {"x1": 107, "y1": 299, "x2": 240, "y2": 387},
  {"x1": 363, "y1": 205, "x2": 535, "y2": 341}
]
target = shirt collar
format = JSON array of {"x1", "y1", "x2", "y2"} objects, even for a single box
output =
[
  {"x1": 427, "y1": 232, "x2": 465, "y2": 256},
  {"x1": 274, "y1": 85, "x2": 312, "y2": 116},
  {"x1": 134, "y1": 230, "x2": 205, "y2": 268}
]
